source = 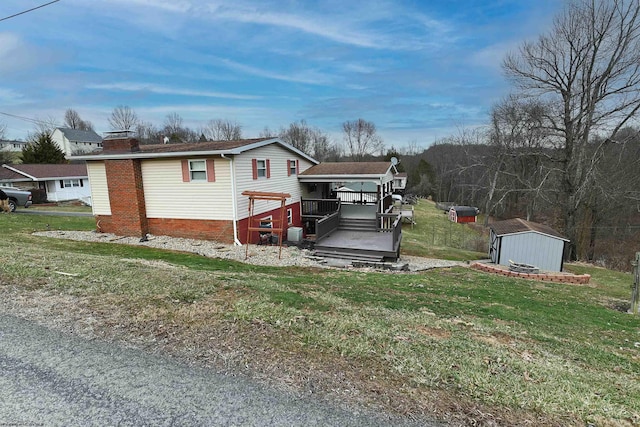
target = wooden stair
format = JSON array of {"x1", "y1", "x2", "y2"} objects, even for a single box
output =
[
  {"x1": 314, "y1": 248, "x2": 384, "y2": 263},
  {"x1": 338, "y1": 218, "x2": 377, "y2": 231}
]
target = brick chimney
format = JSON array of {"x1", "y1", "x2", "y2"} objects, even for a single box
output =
[{"x1": 102, "y1": 137, "x2": 140, "y2": 153}]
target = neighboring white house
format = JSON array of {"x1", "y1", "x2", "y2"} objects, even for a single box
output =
[
  {"x1": 489, "y1": 218, "x2": 569, "y2": 272},
  {"x1": 0, "y1": 163, "x2": 90, "y2": 203},
  {"x1": 71, "y1": 137, "x2": 318, "y2": 244},
  {"x1": 0, "y1": 140, "x2": 28, "y2": 152},
  {"x1": 51, "y1": 128, "x2": 103, "y2": 157}
]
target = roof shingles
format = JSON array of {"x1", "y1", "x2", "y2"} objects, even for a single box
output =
[
  {"x1": 299, "y1": 162, "x2": 391, "y2": 176},
  {"x1": 3, "y1": 164, "x2": 87, "y2": 179},
  {"x1": 490, "y1": 218, "x2": 567, "y2": 240}
]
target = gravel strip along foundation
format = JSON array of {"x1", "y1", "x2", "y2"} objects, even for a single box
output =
[{"x1": 33, "y1": 231, "x2": 464, "y2": 272}]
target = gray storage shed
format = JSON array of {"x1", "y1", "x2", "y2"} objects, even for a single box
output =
[{"x1": 489, "y1": 218, "x2": 569, "y2": 272}]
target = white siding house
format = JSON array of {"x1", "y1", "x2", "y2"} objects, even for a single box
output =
[
  {"x1": 0, "y1": 163, "x2": 90, "y2": 203},
  {"x1": 51, "y1": 128, "x2": 103, "y2": 157},
  {"x1": 489, "y1": 218, "x2": 569, "y2": 272},
  {"x1": 72, "y1": 137, "x2": 318, "y2": 244}
]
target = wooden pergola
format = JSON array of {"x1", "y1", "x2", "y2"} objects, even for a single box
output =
[{"x1": 242, "y1": 190, "x2": 291, "y2": 259}]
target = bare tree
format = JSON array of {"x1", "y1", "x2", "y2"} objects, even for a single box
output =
[
  {"x1": 279, "y1": 120, "x2": 312, "y2": 153},
  {"x1": 342, "y1": 118, "x2": 384, "y2": 161},
  {"x1": 258, "y1": 126, "x2": 277, "y2": 138},
  {"x1": 503, "y1": 0, "x2": 640, "y2": 259},
  {"x1": 482, "y1": 96, "x2": 555, "y2": 223},
  {"x1": 108, "y1": 105, "x2": 139, "y2": 131},
  {"x1": 64, "y1": 109, "x2": 94, "y2": 131},
  {"x1": 0, "y1": 121, "x2": 6, "y2": 140},
  {"x1": 161, "y1": 113, "x2": 199, "y2": 143},
  {"x1": 203, "y1": 119, "x2": 242, "y2": 141},
  {"x1": 135, "y1": 121, "x2": 161, "y2": 144},
  {"x1": 164, "y1": 112, "x2": 184, "y2": 136}
]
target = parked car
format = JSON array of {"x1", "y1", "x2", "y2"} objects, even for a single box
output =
[{"x1": 0, "y1": 187, "x2": 33, "y2": 212}]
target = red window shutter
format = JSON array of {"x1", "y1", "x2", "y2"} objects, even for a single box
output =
[
  {"x1": 252, "y1": 159, "x2": 258, "y2": 180},
  {"x1": 287, "y1": 160, "x2": 291, "y2": 176},
  {"x1": 266, "y1": 159, "x2": 271, "y2": 178},
  {"x1": 181, "y1": 159, "x2": 190, "y2": 182},
  {"x1": 206, "y1": 159, "x2": 216, "y2": 182},
  {"x1": 296, "y1": 159, "x2": 299, "y2": 174}
]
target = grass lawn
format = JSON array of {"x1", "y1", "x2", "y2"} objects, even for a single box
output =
[
  {"x1": 1, "y1": 213, "x2": 639, "y2": 426},
  {"x1": 401, "y1": 200, "x2": 487, "y2": 261}
]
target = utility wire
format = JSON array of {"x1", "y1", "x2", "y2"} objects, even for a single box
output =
[
  {"x1": 0, "y1": 111, "x2": 51, "y2": 126},
  {"x1": 0, "y1": 0, "x2": 60, "y2": 23}
]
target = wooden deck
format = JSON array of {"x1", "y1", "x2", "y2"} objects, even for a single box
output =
[{"x1": 301, "y1": 198, "x2": 402, "y2": 262}]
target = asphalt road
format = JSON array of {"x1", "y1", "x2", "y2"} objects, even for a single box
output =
[{"x1": 0, "y1": 314, "x2": 439, "y2": 426}]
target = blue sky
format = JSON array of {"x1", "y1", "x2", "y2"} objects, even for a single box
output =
[{"x1": 0, "y1": 0, "x2": 561, "y2": 149}]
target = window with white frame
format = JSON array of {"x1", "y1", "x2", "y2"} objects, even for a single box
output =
[
  {"x1": 260, "y1": 215, "x2": 273, "y2": 228},
  {"x1": 256, "y1": 159, "x2": 267, "y2": 178},
  {"x1": 289, "y1": 159, "x2": 297, "y2": 175},
  {"x1": 189, "y1": 160, "x2": 207, "y2": 181},
  {"x1": 62, "y1": 179, "x2": 81, "y2": 188},
  {"x1": 287, "y1": 208, "x2": 293, "y2": 225}
]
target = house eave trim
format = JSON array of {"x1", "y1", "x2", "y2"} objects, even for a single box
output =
[
  {"x1": 494, "y1": 230, "x2": 570, "y2": 242},
  {"x1": 2, "y1": 164, "x2": 37, "y2": 181}
]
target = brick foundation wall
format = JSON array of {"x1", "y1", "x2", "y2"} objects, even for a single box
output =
[
  {"x1": 104, "y1": 158, "x2": 148, "y2": 237},
  {"x1": 94, "y1": 215, "x2": 235, "y2": 243},
  {"x1": 147, "y1": 218, "x2": 235, "y2": 243},
  {"x1": 471, "y1": 262, "x2": 591, "y2": 284}
]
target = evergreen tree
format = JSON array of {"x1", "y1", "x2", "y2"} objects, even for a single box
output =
[{"x1": 21, "y1": 133, "x2": 67, "y2": 164}]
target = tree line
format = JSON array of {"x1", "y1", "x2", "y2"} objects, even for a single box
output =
[{"x1": 402, "y1": 0, "x2": 640, "y2": 270}]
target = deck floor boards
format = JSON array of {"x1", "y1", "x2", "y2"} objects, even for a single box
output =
[{"x1": 316, "y1": 229, "x2": 395, "y2": 252}]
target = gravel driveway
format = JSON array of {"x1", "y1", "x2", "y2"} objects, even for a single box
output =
[{"x1": 0, "y1": 314, "x2": 439, "y2": 426}]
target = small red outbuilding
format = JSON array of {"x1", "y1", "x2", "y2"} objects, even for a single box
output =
[{"x1": 448, "y1": 206, "x2": 479, "y2": 223}]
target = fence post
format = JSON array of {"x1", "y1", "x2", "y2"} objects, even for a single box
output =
[{"x1": 631, "y1": 252, "x2": 640, "y2": 315}]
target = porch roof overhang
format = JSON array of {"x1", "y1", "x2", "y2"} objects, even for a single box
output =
[
  {"x1": 298, "y1": 173, "x2": 390, "y2": 183},
  {"x1": 298, "y1": 162, "x2": 395, "y2": 184}
]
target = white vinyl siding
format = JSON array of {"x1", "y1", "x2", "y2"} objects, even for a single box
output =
[
  {"x1": 142, "y1": 158, "x2": 233, "y2": 220},
  {"x1": 45, "y1": 179, "x2": 91, "y2": 202},
  {"x1": 497, "y1": 232, "x2": 566, "y2": 272},
  {"x1": 87, "y1": 162, "x2": 111, "y2": 215},
  {"x1": 234, "y1": 145, "x2": 314, "y2": 220}
]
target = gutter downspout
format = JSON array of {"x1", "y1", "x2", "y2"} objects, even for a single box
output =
[{"x1": 221, "y1": 154, "x2": 242, "y2": 246}]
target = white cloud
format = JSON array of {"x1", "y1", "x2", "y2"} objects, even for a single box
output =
[
  {"x1": 86, "y1": 82, "x2": 262, "y2": 100},
  {"x1": 0, "y1": 87, "x2": 24, "y2": 103},
  {"x1": 0, "y1": 32, "x2": 53, "y2": 73},
  {"x1": 107, "y1": 0, "x2": 193, "y2": 13},
  {"x1": 217, "y1": 58, "x2": 334, "y2": 86},
  {"x1": 469, "y1": 40, "x2": 521, "y2": 71}
]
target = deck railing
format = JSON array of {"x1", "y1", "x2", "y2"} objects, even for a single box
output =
[
  {"x1": 334, "y1": 190, "x2": 378, "y2": 205},
  {"x1": 316, "y1": 205, "x2": 341, "y2": 241},
  {"x1": 380, "y1": 194, "x2": 393, "y2": 213},
  {"x1": 377, "y1": 212, "x2": 402, "y2": 252},
  {"x1": 301, "y1": 198, "x2": 340, "y2": 217}
]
